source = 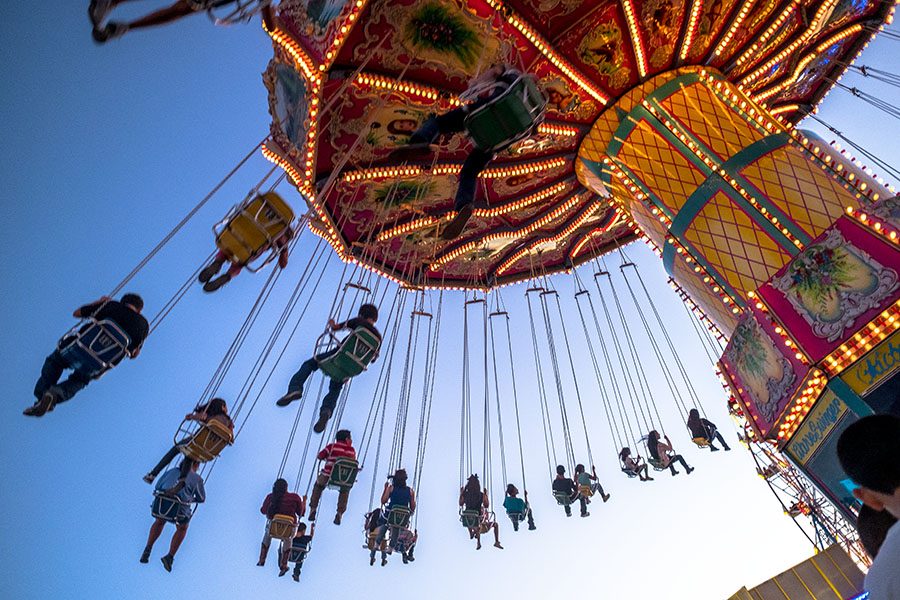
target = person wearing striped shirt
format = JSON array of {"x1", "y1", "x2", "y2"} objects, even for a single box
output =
[{"x1": 308, "y1": 430, "x2": 357, "y2": 525}]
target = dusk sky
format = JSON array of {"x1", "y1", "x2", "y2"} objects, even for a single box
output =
[{"x1": 1, "y1": 3, "x2": 897, "y2": 599}]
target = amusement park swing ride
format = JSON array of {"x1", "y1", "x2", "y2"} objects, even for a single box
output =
[{"x1": 42, "y1": 0, "x2": 900, "y2": 591}]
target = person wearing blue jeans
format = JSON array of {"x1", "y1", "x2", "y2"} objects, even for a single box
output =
[
  {"x1": 33, "y1": 351, "x2": 92, "y2": 407},
  {"x1": 276, "y1": 304, "x2": 380, "y2": 433},
  {"x1": 392, "y1": 63, "x2": 521, "y2": 240}
]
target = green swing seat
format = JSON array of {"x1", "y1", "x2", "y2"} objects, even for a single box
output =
[
  {"x1": 460, "y1": 509, "x2": 482, "y2": 529},
  {"x1": 553, "y1": 491, "x2": 574, "y2": 506},
  {"x1": 385, "y1": 506, "x2": 411, "y2": 528},
  {"x1": 648, "y1": 457, "x2": 668, "y2": 472},
  {"x1": 316, "y1": 327, "x2": 381, "y2": 381},
  {"x1": 327, "y1": 457, "x2": 360, "y2": 491},
  {"x1": 464, "y1": 74, "x2": 547, "y2": 153}
]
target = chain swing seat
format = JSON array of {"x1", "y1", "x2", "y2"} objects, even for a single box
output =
[
  {"x1": 553, "y1": 491, "x2": 575, "y2": 506},
  {"x1": 192, "y1": 0, "x2": 271, "y2": 25},
  {"x1": 506, "y1": 505, "x2": 530, "y2": 523},
  {"x1": 459, "y1": 508, "x2": 482, "y2": 529},
  {"x1": 288, "y1": 540, "x2": 310, "y2": 564},
  {"x1": 314, "y1": 327, "x2": 381, "y2": 381},
  {"x1": 384, "y1": 506, "x2": 411, "y2": 528},
  {"x1": 691, "y1": 436, "x2": 712, "y2": 449},
  {"x1": 327, "y1": 457, "x2": 360, "y2": 491},
  {"x1": 213, "y1": 191, "x2": 295, "y2": 272},
  {"x1": 151, "y1": 492, "x2": 189, "y2": 523},
  {"x1": 57, "y1": 319, "x2": 131, "y2": 379},
  {"x1": 175, "y1": 418, "x2": 234, "y2": 463},
  {"x1": 578, "y1": 484, "x2": 594, "y2": 498},
  {"x1": 462, "y1": 74, "x2": 547, "y2": 153},
  {"x1": 267, "y1": 514, "x2": 298, "y2": 542}
]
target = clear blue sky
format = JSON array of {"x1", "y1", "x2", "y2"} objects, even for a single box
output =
[{"x1": 1, "y1": 3, "x2": 897, "y2": 599}]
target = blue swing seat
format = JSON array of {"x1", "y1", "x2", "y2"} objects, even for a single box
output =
[
  {"x1": 57, "y1": 319, "x2": 131, "y2": 378},
  {"x1": 151, "y1": 492, "x2": 188, "y2": 523}
]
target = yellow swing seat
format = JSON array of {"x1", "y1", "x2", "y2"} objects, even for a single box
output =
[
  {"x1": 268, "y1": 514, "x2": 298, "y2": 540},
  {"x1": 177, "y1": 419, "x2": 234, "y2": 463},
  {"x1": 578, "y1": 484, "x2": 594, "y2": 498},
  {"x1": 214, "y1": 191, "x2": 295, "y2": 270},
  {"x1": 691, "y1": 436, "x2": 711, "y2": 448}
]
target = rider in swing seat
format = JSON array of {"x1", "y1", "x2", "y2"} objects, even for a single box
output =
[
  {"x1": 573, "y1": 463, "x2": 610, "y2": 517},
  {"x1": 89, "y1": 0, "x2": 273, "y2": 44},
  {"x1": 25, "y1": 293, "x2": 149, "y2": 417},
  {"x1": 686, "y1": 408, "x2": 731, "y2": 451},
  {"x1": 307, "y1": 429, "x2": 357, "y2": 525},
  {"x1": 371, "y1": 469, "x2": 417, "y2": 566},
  {"x1": 276, "y1": 303, "x2": 381, "y2": 434},
  {"x1": 258, "y1": 478, "x2": 306, "y2": 576},
  {"x1": 390, "y1": 63, "x2": 523, "y2": 240},
  {"x1": 143, "y1": 398, "x2": 234, "y2": 488},
  {"x1": 198, "y1": 192, "x2": 296, "y2": 293},
  {"x1": 460, "y1": 475, "x2": 503, "y2": 550},
  {"x1": 502, "y1": 484, "x2": 536, "y2": 531},
  {"x1": 551, "y1": 465, "x2": 578, "y2": 517},
  {"x1": 619, "y1": 447, "x2": 653, "y2": 481},
  {"x1": 288, "y1": 522, "x2": 315, "y2": 582},
  {"x1": 648, "y1": 430, "x2": 694, "y2": 476},
  {"x1": 140, "y1": 459, "x2": 205, "y2": 572}
]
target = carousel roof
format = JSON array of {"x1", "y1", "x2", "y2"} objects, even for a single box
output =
[{"x1": 262, "y1": 0, "x2": 893, "y2": 289}]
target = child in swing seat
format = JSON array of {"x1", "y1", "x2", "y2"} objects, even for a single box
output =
[
  {"x1": 276, "y1": 304, "x2": 381, "y2": 433},
  {"x1": 289, "y1": 522, "x2": 315, "y2": 582}
]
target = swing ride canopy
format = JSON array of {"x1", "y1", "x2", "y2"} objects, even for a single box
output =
[{"x1": 261, "y1": 0, "x2": 893, "y2": 289}]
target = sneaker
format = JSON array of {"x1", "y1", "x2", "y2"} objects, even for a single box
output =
[
  {"x1": 381, "y1": 557, "x2": 388, "y2": 567},
  {"x1": 440, "y1": 203, "x2": 474, "y2": 240},
  {"x1": 581, "y1": 511, "x2": 590, "y2": 517},
  {"x1": 686, "y1": 466, "x2": 695, "y2": 474},
  {"x1": 198, "y1": 259, "x2": 224, "y2": 284},
  {"x1": 203, "y1": 274, "x2": 231, "y2": 293},
  {"x1": 92, "y1": 21, "x2": 128, "y2": 44},
  {"x1": 292, "y1": 572, "x2": 300, "y2": 582},
  {"x1": 142, "y1": 473, "x2": 155, "y2": 484},
  {"x1": 140, "y1": 548, "x2": 151, "y2": 564},
  {"x1": 370, "y1": 556, "x2": 376, "y2": 566},
  {"x1": 494, "y1": 542, "x2": 503, "y2": 549},
  {"x1": 670, "y1": 469, "x2": 680, "y2": 476},
  {"x1": 724, "y1": 446, "x2": 732, "y2": 451},
  {"x1": 333, "y1": 513, "x2": 342, "y2": 526},
  {"x1": 313, "y1": 409, "x2": 332, "y2": 434},
  {"x1": 276, "y1": 391, "x2": 303, "y2": 407},
  {"x1": 512, "y1": 522, "x2": 519, "y2": 532},
  {"x1": 278, "y1": 567, "x2": 288, "y2": 577},
  {"x1": 710, "y1": 446, "x2": 720, "y2": 452},
  {"x1": 602, "y1": 493, "x2": 611, "y2": 503},
  {"x1": 528, "y1": 524, "x2": 536, "y2": 531},
  {"x1": 160, "y1": 554, "x2": 174, "y2": 572},
  {"x1": 402, "y1": 554, "x2": 409, "y2": 564},
  {"x1": 88, "y1": 0, "x2": 113, "y2": 26},
  {"x1": 23, "y1": 391, "x2": 57, "y2": 417}
]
